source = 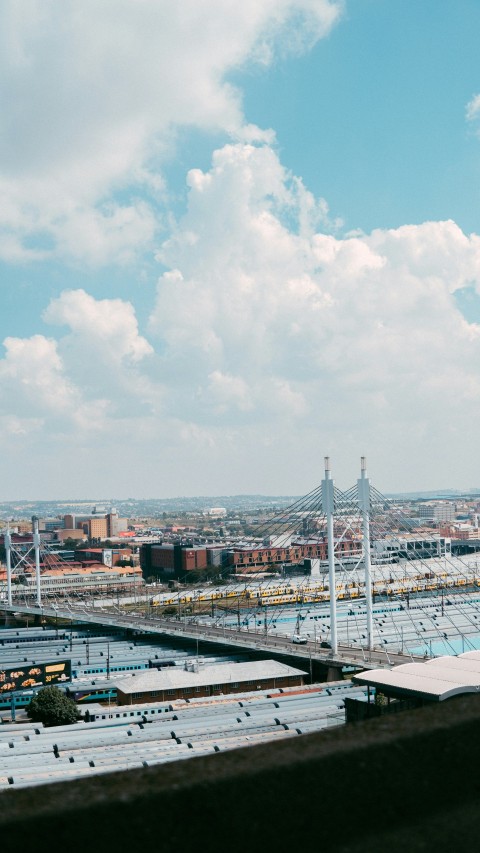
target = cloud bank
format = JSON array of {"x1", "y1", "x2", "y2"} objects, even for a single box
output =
[
  {"x1": 2, "y1": 139, "x2": 480, "y2": 495},
  {"x1": 0, "y1": 0, "x2": 342, "y2": 265},
  {"x1": 1, "y1": 2, "x2": 480, "y2": 497}
]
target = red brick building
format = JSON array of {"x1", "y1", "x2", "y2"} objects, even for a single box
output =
[
  {"x1": 141, "y1": 543, "x2": 208, "y2": 578},
  {"x1": 227, "y1": 536, "x2": 360, "y2": 574}
]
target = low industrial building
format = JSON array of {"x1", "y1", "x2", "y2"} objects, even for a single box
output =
[
  {"x1": 140, "y1": 536, "x2": 363, "y2": 580},
  {"x1": 226, "y1": 535, "x2": 361, "y2": 574},
  {"x1": 74, "y1": 547, "x2": 133, "y2": 567},
  {"x1": 14, "y1": 562, "x2": 142, "y2": 596},
  {"x1": 116, "y1": 659, "x2": 306, "y2": 704}
]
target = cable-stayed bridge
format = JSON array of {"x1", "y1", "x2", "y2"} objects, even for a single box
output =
[{"x1": 3, "y1": 457, "x2": 480, "y2": 670}]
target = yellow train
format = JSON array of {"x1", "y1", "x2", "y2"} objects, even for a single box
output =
[{"x1": 258, "y1": 594, "x2": 302, "y2": 607}]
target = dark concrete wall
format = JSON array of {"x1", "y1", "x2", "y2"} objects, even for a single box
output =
[{"x1": 1, "y1": 695, "x2": 480, "y2": 852}]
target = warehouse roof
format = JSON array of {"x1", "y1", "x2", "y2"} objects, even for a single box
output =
[
  {"x1": 353, "y1": 651, "x2": 480, "y2": 701},
  {"x1": 117, "y1": 659, "x2": 306, "y2": 695}
]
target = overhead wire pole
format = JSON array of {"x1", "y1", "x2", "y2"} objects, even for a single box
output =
[
  {"x1": 354, "y1": 484, "x2": 464, "y2": 657},
  {"x1": 322, "y1": 456, "x2": 337, "y2": 654},
  {"x1": 358, "y1": 456, "x2": 374, "y2": 651}
]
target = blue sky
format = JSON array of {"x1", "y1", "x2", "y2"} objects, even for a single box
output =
[
  {"x1": 236, "y1": 0, "x2": 480, "y2": 235},
  {"x1": 1, "y1": 0, "x2": 480, "y2": 499}
]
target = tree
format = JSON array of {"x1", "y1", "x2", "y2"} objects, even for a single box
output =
[
  {"x1": 62, "y1": 538, "x2": 84, "y2": 550},
  {"x1": 28, "y1": 686, "x2": 81, "y2": 727}
]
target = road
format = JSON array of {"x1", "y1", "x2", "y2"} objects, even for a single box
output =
[{"x1": 2, "y1": 602, "x2": 424, "y2": 670}]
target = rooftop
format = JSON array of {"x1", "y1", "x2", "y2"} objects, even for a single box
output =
[
  {"x1": 353, "y1": 651, "x2": 480, "y2": 701},
  {"x1": 117, "y1": 659, "x2": 306, "y2": 695}
]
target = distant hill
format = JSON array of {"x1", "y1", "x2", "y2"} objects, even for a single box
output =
[
  {"x1": 0, "y1": 494, "x2": 300, "y2": 518},
  {"x1": 2, "y1": 489, "x2": 480, "y2": 520},
  {"x1": 386, "y1": 489, "x2": 480, "y2": 500}
]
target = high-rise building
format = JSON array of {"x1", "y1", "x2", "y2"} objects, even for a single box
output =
[{"x1": 61, "y1": 509, "x2": 128, "y2": 541}]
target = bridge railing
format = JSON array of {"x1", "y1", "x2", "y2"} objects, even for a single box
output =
[{"x1": 2, "y1": 602, "x2": 423, "y2": 668}]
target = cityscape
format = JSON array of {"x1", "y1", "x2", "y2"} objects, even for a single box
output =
[
  {"x1": 3, "y1": 475, "x2": 480, "y2": 770},
  {"x1": 4, "y1": 476, "x2": 480, "y2": 851}
]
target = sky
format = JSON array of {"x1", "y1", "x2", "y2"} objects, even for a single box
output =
[{"x1": 2, "y1": 0, "x2": 480, "y2": 499}]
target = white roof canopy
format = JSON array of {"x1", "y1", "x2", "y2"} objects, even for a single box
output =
[{"x1": 353, "y1": 653, "x2": 480, "y2": 701}]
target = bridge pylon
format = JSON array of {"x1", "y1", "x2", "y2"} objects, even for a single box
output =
[
  {"x1": 5, "y1": 524, "x2": 12, "y2": 606},
  {"x1": 322, "y1": 456, "x2": 338, "y2": 654},
  {"x1": 358, "y1": 456, "x2": 374, "y2": 651}
]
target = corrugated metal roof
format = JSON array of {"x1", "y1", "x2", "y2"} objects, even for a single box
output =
[
  {"x1": 353, "y1": 653, "x2": 480, "y2": 701},
  {"x1": 117, "y1": 660, "x2": 306, "y2": 695}
]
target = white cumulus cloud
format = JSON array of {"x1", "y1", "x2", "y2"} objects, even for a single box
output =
[
  {"x1": 147, "y1": 141, "x2": 480, "y2": 490},
  {"x1": 466, "y1": 93, "x2": 480, "y2": 123},
  {"x1": 3, "y1": 139, "x2": 480, "y2": 495},
  {"x1": 0, "y1": 0, "x2": 342, "y2": 264},
  {"x1": 42, "y1": 290, "x2": 161, "y2": 417}
]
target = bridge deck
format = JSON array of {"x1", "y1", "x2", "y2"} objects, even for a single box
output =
[{"x1": 1, "y1": 603, "x2": 423, "y2": 669}]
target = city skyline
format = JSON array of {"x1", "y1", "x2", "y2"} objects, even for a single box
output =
[
  {"x1": 2, "y1": 1, "x2": 480, "y2": 499},
  {"x1": 2, "y1": 486, "x2": 480, "y2": 518}
]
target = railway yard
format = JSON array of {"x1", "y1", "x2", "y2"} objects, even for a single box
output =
[
  {"x1": 4, "y1": 552, "x2": 480, "y2": 789},
  {"x1": 0, "y1": 623, "x2": 367, "y2": 788},
  {"x1": 0, "y1": 678, "x2": 365, "y2": 789},
  {"x1": 145, "y1": 554, "x2": 480, "y2": 658}
]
